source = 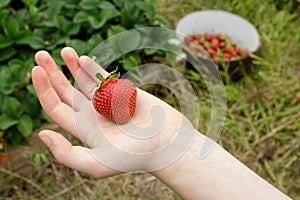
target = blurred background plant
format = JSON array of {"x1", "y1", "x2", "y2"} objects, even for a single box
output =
[{"x1": 0, "y1": 0, "x2": 171, "y2": 147}]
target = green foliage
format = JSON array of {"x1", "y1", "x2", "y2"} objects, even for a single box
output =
[{"x1": 0, "y1": 0, "x2": 171, "y2": 146}]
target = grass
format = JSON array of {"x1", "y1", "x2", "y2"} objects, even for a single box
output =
[
  {"x1": 1, "y1": 0, "x2": 300, "y2": 199},
  {"x1": 157, "y1": 0, "x2": 300, "y2": 199}
]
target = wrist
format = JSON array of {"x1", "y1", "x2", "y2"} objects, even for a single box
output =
[
  {"x1": 150, "y1": 129, "x2": 206, "y2": 180},
  {"x1": 150, "y1": 131, "x2": 291, "y2": 200},
  {"x1": 141, "y1": 113, "x2": 200, "y2": 172}
]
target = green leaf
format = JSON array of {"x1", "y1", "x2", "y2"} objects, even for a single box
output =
[
  {"x1": 42, "y1": 1, "x2": 65, "y2": 18},
  {"x1": 22, "y1": 0, "x2": 39, "y2": 7},
  {"x1": 166, "y1": 52, "x2": 177, "y2": 63},
  {"x1": 100, "y1": 8, "x2": 120, "y2": 21},
  {"x1": 135, "y1": 1, "x2": 155, "y2": 17},
  {"x1": 7, "y1": 58, "x2": 27, "y2": 82},
  {"x1": 98, "y1": 1, "x2": 115, "y2": 9},
  {"x1": 87, "y1": 34, "x2": 103, "y2": 50},
  {"x1": 117, "y1": 30, "x2": 141, "y2": 53},
  {"x1": 88, "y1": 15, "x2": 106, "y2": 29},
  {"x1": 0, "y1": 0, "x2": 11, "y2": 8},
  {"x1": 52, "y1": 34, "x2": 70, "y2": 47},
  {"x1": 87, "y1": 7, "x2": 121, "y2": 29},
  {"x1": 107, "y1": 25, "x2": 127, "y2": 38},
  {"x1": 32, "y1": 118, "x2": 42, "y2": 129},
  {"x1": 0, "y1": 10, "x2": 9, "y2": 23},
  {"x1": 2, "y1": 17, "x2": 20, "y2": 38},
  {"x1": 120, "y1": 3, "x2": 140, "y2": 28},
  {"x1": 51, "y1": 48, "x2": 65, "y2": 66},
  {"x1": 26, "y1": 85, "x2": 37, "y2": 96},
  {"x1": 144, "y1": 48, "x2": 158, "y2": 55},
  {"x1": 0, "y1": 94, "x2": 4, "y2": 112},
  {"x1": 17, "y1": 114, "x2": 33, "y2": 137},
  {"x1": 54, "y1": 15, "x2": 72, "y2": 34},
  {"x1": 0, "y1": 73, "x2": 15, "y2": 95},
  {"x1": 43, "y1": 20, "x2": 56, "y2": 27},
  {"x1": 28, "y1": 36, "x2": 45, "y2": 49},
  {"x1": 68, "y1": 24, "x2": 81, "y2": 35},
  {"x1": 0, "y1": 35, "x2": 13, "y2": 49},
  {"x1": 22, "y1": 92, "x2": 40, "y2": 117},
  {"x1": 6, "y1": 129, "x2": 25, "y2": 145},
  {"x1": 14, "y1": 30, "x2": 34, "y2": 45},
  {"x1": 113, "y1": 0, "x2": 126, "y2": 8},
  {"x1": 73, "y1": 11, "x2": 89, "y2": 23},
  {"x1": 0, "y1": 46, "x2": 17, "y2": 62},
  {"x1": 55, "y1": 16, "x2": 67, "y2": 33},
  {"x1": 151, "y1": 15, "x2": 171, "y2": 27},
  {"x1": 121, "y1": 53, "x2": 141, "y2": 71},
  {"x1": 4, "y1": 96, "x2": 23, "y2": 118},
  {"x1": 0, "y1": 114, "x2": 18, "y2": 130},
  {"x1": 79, "y1": 0, "x2": 101, "y2": 9}
]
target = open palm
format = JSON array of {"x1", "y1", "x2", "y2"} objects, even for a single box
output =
[{"x1": 32, "y1": 47, "x2": 194, "y2": 177}]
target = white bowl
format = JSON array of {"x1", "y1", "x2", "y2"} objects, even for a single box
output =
[{"x1": 175, "y1": 10, "x2": 260, "y2": 52}]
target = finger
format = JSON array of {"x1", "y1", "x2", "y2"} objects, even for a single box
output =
[
  {"x1": 76, "y1": 55, "x2": 105, "y2": 99},
  {"x1": 35, "y1": 50, "x2": 58, "y2": 72},
  {"x1": 78, "y1": 56, "x2": 111, "y2": 99},
  {"x1": 32, "y1": 66, "x2": 79, "y2": 138},
  {"x1": 60, "y1": 47, "x2": 81, "y2": 78},
  {"x1": 39, "y1": 130, "x2": 120, "y2": 178},
  {"x1": 34, "y1": 50, "x2": 87, "y2": 111},
  {"x1": 61, "y1": 47, "x2": 96, "y2": 99},
  {"x1": 79, "y1": 55, "x2": 109, "y2": 82}
]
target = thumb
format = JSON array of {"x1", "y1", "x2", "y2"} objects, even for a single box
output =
[{"x1": 38, "y1": 130, "x2": 120, "y2": 178}]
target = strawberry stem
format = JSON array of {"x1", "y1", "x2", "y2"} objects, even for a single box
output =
[
  {"x1": 92, "y1": 56, "x2": 106, "y2": 82},
  {"x1": 92, "y1": 56, "x2": 120, "y2": 81},
  {"x1": 108, "y1": 66, "x2": 120, "y2": 79},
  {"x1": 90, "y1": 56, "x2": 121, "y2": 93}
]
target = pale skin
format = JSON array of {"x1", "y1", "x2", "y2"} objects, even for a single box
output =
[{"x1": 32, "y1": 47, "x2": 291, "y2": 199}]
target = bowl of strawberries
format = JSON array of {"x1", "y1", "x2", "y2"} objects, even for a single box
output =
[{"x1": 176, "y1": 10, "x2": 260, "y2": 80}]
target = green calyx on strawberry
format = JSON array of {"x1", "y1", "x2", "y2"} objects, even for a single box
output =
[{"x1": 92, "y1": 60, "x2": 137, "y2": 124}]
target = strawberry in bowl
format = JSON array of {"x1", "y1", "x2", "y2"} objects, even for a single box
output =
[
  {"x1": 176, "y1": 10, "x2": 260, "y2": 80},
  {"x1": 184, "y1": 33, "x2": 249, "y2": 62}
]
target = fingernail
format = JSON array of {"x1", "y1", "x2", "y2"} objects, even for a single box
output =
[{"x1": 39, "y1": 134, "x2": 52, "y2": 147}]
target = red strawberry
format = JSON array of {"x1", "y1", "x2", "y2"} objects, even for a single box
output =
[
  {"x1": 223, "y1": 53, "x2": 232, "y2": 61},
  {"x1": 212, "y1": 38, "x2": 220, "y2": 49},
  {"x1": 190, "y1": 34, "x2": 197, "y2": 40},
  {"x1": 216, "y1": 34, "x2": 224, "y2": 41},
  {"x1": 205, "y1": 33, "x2": 213, "y2": 41},
  {"x1": 224, "y1": 45, "x2": 233, "y2": 54},
  {"x1": 92, "y1": 68, "x2": 137, "y2": 124},
  {"x1": 203, "y1": 41, "x2": 211, "y2": 49},
  {"x1": 207, "y1": 48, "x2": 216, "y2": 57},
  {"x1": 219, "y1": 41, "x2": 225, "y2": 48},
  {"x1": 235, "y1": 47, "x2": 244, "y2": 55}
]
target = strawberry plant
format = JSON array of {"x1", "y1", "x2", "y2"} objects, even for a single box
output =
[{"x1": 0, "y1": 0, "x2": 171, "y2": 147}]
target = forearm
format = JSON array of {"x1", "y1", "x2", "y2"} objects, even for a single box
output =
[{"x1": 152, "y1": 131, "x2": 291, "y2": 200}]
